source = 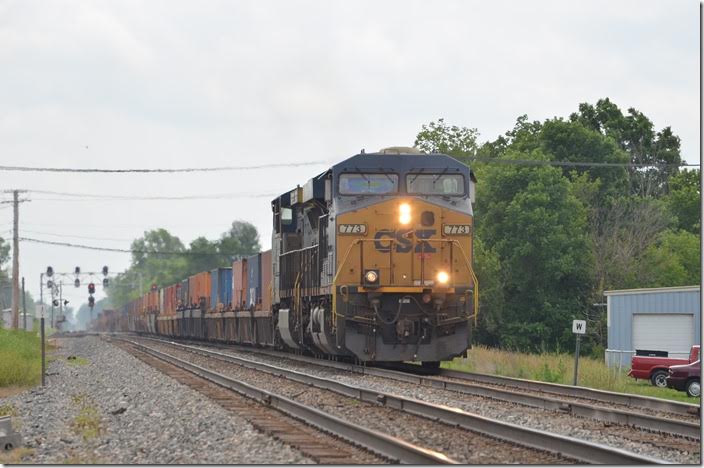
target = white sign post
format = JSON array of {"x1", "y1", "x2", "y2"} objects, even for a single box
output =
[{"x1": 572, "y1": 320, "x2": 586, "y2": 385}]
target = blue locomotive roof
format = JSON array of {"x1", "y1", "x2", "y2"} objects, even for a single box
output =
[{"x1": 332, "y1": 152, "x2": 470, "y2": 176}]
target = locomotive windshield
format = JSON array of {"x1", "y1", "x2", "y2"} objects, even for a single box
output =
[
  {"x1": 406, "y1": 173, "x2": 464, "y2": 195},
  {"x1": 339, "y1": 173, "x2": 398, "y2": 195}
]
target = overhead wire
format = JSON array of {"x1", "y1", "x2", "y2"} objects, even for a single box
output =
[
  {"x1": 0, "y1": 160, "x2": 333, "y2": 173},
  {"x1": 20, "y1": 236, "x2": 233, "y2": 256}
]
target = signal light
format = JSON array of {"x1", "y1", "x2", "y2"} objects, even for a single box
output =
[
  {"x1": 75, "y1": 266, "x2": 81, "y2": 274},
  {"x1": 47, "y1": 280, "x2": 54, "y2": 289},
  {"x1": 102, "y1": 278, "x2": 109, "y2": 288},
  {"x1": 88, "y1": 296, "x2": 95, "y2": 307},
  {"x1": 102, "y1": 266, "x2": 109, "y2": 276},
  {"x1": 74, "y1": 278, "x2": 80, "y2": 288},
  {"x1": 46, "y1": 266, "x2": 54, "y2": 277},
  {"x1": 88, "y1": 283, "x2": 95, "y2": 294}
]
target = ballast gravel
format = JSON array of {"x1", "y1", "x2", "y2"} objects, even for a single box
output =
[
  {"x1": 0, "y1": 336, "x2": 312, "y2": 464},
  {"x1": 145, "y1": 338, "x2": 700, "y2": 465}
]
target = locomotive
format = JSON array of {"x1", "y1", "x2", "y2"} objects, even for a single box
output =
[{"x1": 121, "y1": 147, "x2": 478, "y2": 367}]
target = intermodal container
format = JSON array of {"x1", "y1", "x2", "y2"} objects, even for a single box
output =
[
  {"x1": 189, "y1": 271, "x2": 212, "y2": 310},
  {"x1": 247, "y1": 253, "x2": 262, "y2": 308},
  {"x1": 261, "y1": 250, "x2": 272, "y2": 312},
  {"x1": 210, "y1": 268, "x2": 233, "y2": 311},
  {"x1": 163, "y1": 283, "x2": 179, "y2": 316},
  {"x1": 180, "y1": 279, "x2": 190, "y2": 308},
  {"x1": 232, "y1": 258, "x2": 248, "y2": 310}
]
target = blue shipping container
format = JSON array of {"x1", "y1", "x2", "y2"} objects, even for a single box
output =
[
  {"x1": 247, "y1": 253, "x2": 262, "y2": 308},
  {"x1": 210, "y1": 268, "x2": 233, "y2": 311},
  {"x1": 180, "y1": 279, "x2": 190, "y2": 307}
]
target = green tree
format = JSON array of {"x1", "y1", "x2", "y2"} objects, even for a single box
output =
[
  {"x1": 570, "y1": 98, "x2": 682, "y2": 197},
  {"x1": 218, "y1": 220, "x2": 261, "y2": 261},
  {"x1": 629, "y1": 229, "x2": 700, "y2": 288},
  {"x1": 414, "y1": 118, "x2": 479, "y2": 164},
  {"x1": 477, "y1": 152, "x2": 593, "y2": 352},
  {"x1": 664, "y1": 169, "x2": 700, "y2": 233},
  {"x1": 186, "y1": 237, "x2": 221, "y2": 275}
]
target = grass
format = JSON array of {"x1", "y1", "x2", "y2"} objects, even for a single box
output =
[
  {"x1": 70, "y1": 393, "x2": 103, "y2": 441},
  {"x1": 443, "y1": 345, "x2": 700, "y2": 404},
  {"x1": 0, "y1": 328, "x2": 42, "y2": 387},
  {"x1": 66, "y1": 356, "x2": 89, "y2": 366},
  {"x1": 0, "y1": 447, "x2": 34, "y2": 464},
  {"x1": 0, "y1": 403, "x2": 17, "y2": 417}
]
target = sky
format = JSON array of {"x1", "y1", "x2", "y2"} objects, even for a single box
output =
[{"x1": 0, "y1": 0, "x2": 699, "y2": 310}]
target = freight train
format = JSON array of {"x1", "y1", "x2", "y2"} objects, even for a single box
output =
[{"x1": 107, "y1": 147, "x2": 479, "y2": 367}]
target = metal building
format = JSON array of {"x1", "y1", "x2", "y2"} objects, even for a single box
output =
[{"x1": 605, "y1": 286, "x2": 701, "y2": 368}]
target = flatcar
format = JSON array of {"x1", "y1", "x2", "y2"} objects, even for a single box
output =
[{"x1": 114, "y1": 147, "x2": 479, "y2": 368}]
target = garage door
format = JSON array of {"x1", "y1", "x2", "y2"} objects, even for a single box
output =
[{"x1": 632, "y1": 314, "x2": 694, "y2": 359}]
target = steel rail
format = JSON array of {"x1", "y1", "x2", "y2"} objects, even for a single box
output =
[
  {"x1": 136, "y1": 334, "x2": 699, "y2": 425},
  {"x1": 136, "y1": 337, "x2": 667, "y2": 464},
  {"x1": 438, "y1": 369, "x2": 700, "y2": 417},
  {"x1": 118, "y1": 338, "x2": 458, "y2": 465}
]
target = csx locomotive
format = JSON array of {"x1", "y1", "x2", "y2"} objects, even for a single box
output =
[{"x1": 121, "y1": 147, "x2": 478, "y2": 367}]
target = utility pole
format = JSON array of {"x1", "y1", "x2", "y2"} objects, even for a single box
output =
[
  {"x1": 22, "y1": 277, "x2": 26, "y2": 330},
  {"x1": 11, "y1": 190, "x2": 19, "y2": 329}
]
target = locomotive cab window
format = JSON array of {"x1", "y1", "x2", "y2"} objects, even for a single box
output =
[
  {"x1": 406, "y1": 173, "x2": 464, "y2": 195},
  {"x1": 338, "y1": 173, "x2": 398, "y2": 195}
]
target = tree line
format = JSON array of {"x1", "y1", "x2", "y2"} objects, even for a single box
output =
[{"x1": 415, "y1": 98, "x2": 700, "y2": 356}]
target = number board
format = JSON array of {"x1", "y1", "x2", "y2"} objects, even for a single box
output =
[
  {"x1": 338, "y1": 224, "x2": 367, "y2": 235},
  {"x1": 442, "y1": 224, "x2": 472, "y2": 236}
]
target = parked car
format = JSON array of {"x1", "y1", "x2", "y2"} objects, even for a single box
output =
[
  {"x1": 628, "y1": 345, "x2": 700, "y2": 388},
  {"x1": 666, "y1": 360, "x2": 700, "y2": 397}
]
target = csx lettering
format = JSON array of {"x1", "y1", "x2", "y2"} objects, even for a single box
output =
[{"x1": 373, "y1": 229, "x2": 437, "y2": 253}]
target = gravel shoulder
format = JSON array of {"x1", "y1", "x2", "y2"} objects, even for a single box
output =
[
  {"x1": 150, "y1": 338, "x2": 700, "y2": 464},
  {"x1": 0, "y1": 336, "x2": 313, "y2": 464}
]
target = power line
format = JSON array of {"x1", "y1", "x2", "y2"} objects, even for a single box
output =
[
  {"x1": 469, "y1": 158, "x2": 699, "y2": 168},
  {"x1": 19, "y1": 229, "x2": 136, "y2": 242},
  {"x1": 0, "y1": 158, "x2": 697, "y2": 175},
  {"x1": 28, "y1": 190, "x2": 279, "y2": 201},
  {"x1": 0, "y1": 160, "x2": 332, "y2": 173},
  {"x1": 20, "y1": 236, "x2": 233, "y2": 256}
]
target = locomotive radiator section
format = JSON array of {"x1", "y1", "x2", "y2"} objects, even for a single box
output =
[{"x1": 334, "y1": 197, "x2": 477, "y2": 364}]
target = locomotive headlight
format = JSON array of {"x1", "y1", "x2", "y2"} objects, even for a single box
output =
[
  {"x1": 436, "y1": 271, "x2": 450, "y2": 285},
  {"x1": 365, "y1": 270, "x2": 379, "y2": 283},
  {"x1": 399, "y1": 203, "x2": 412, "y2": 225}
]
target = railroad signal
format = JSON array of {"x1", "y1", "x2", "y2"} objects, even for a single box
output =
[
  {"x1": 88, "y1": 283, "x2": 95, "y2": 294},
  {"x1": 102, "y1": 278, "x2": 109, "y2": 288},
  {"x1": 46, "y1": 266, "x2": 53, "y2": 277},
  {"x1": 74, "y1": 278, "x2": 80, "y2": 288},
  {"x1": 74, "y1": 266, "x2": 81, "y2": 275},
  {"x1": 47, "y1": 280, "x2": 54, "y2": 289},
  {"x1": 102, "y1": 266, "x2": 109, "y2": 276},
  {"x1": 88, "y1": 296, "x2": 95, "y2": 307}
]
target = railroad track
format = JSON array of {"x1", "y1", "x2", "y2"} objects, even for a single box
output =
[
  {"x1": 135, "y1": 334, "x2": 699, "y2": 438},
  {"x1": 121, "y1": 336, "x2": 667, "y2": 464},
  {"x1": 109, "y1": 338, "x2": 453, "y2": 464}
]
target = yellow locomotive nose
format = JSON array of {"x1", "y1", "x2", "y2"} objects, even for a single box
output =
[{"x1": 399, "y1": 203, "x2": 411, "y2": 225}]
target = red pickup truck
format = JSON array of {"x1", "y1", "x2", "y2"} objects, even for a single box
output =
[{"x1": 627, "y1": 345, "x2": 700, "y2": 388}]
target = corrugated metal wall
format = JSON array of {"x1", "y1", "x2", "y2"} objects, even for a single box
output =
[{"x1": 605, "y1": 287, "x2": 701, "y2": 368}]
